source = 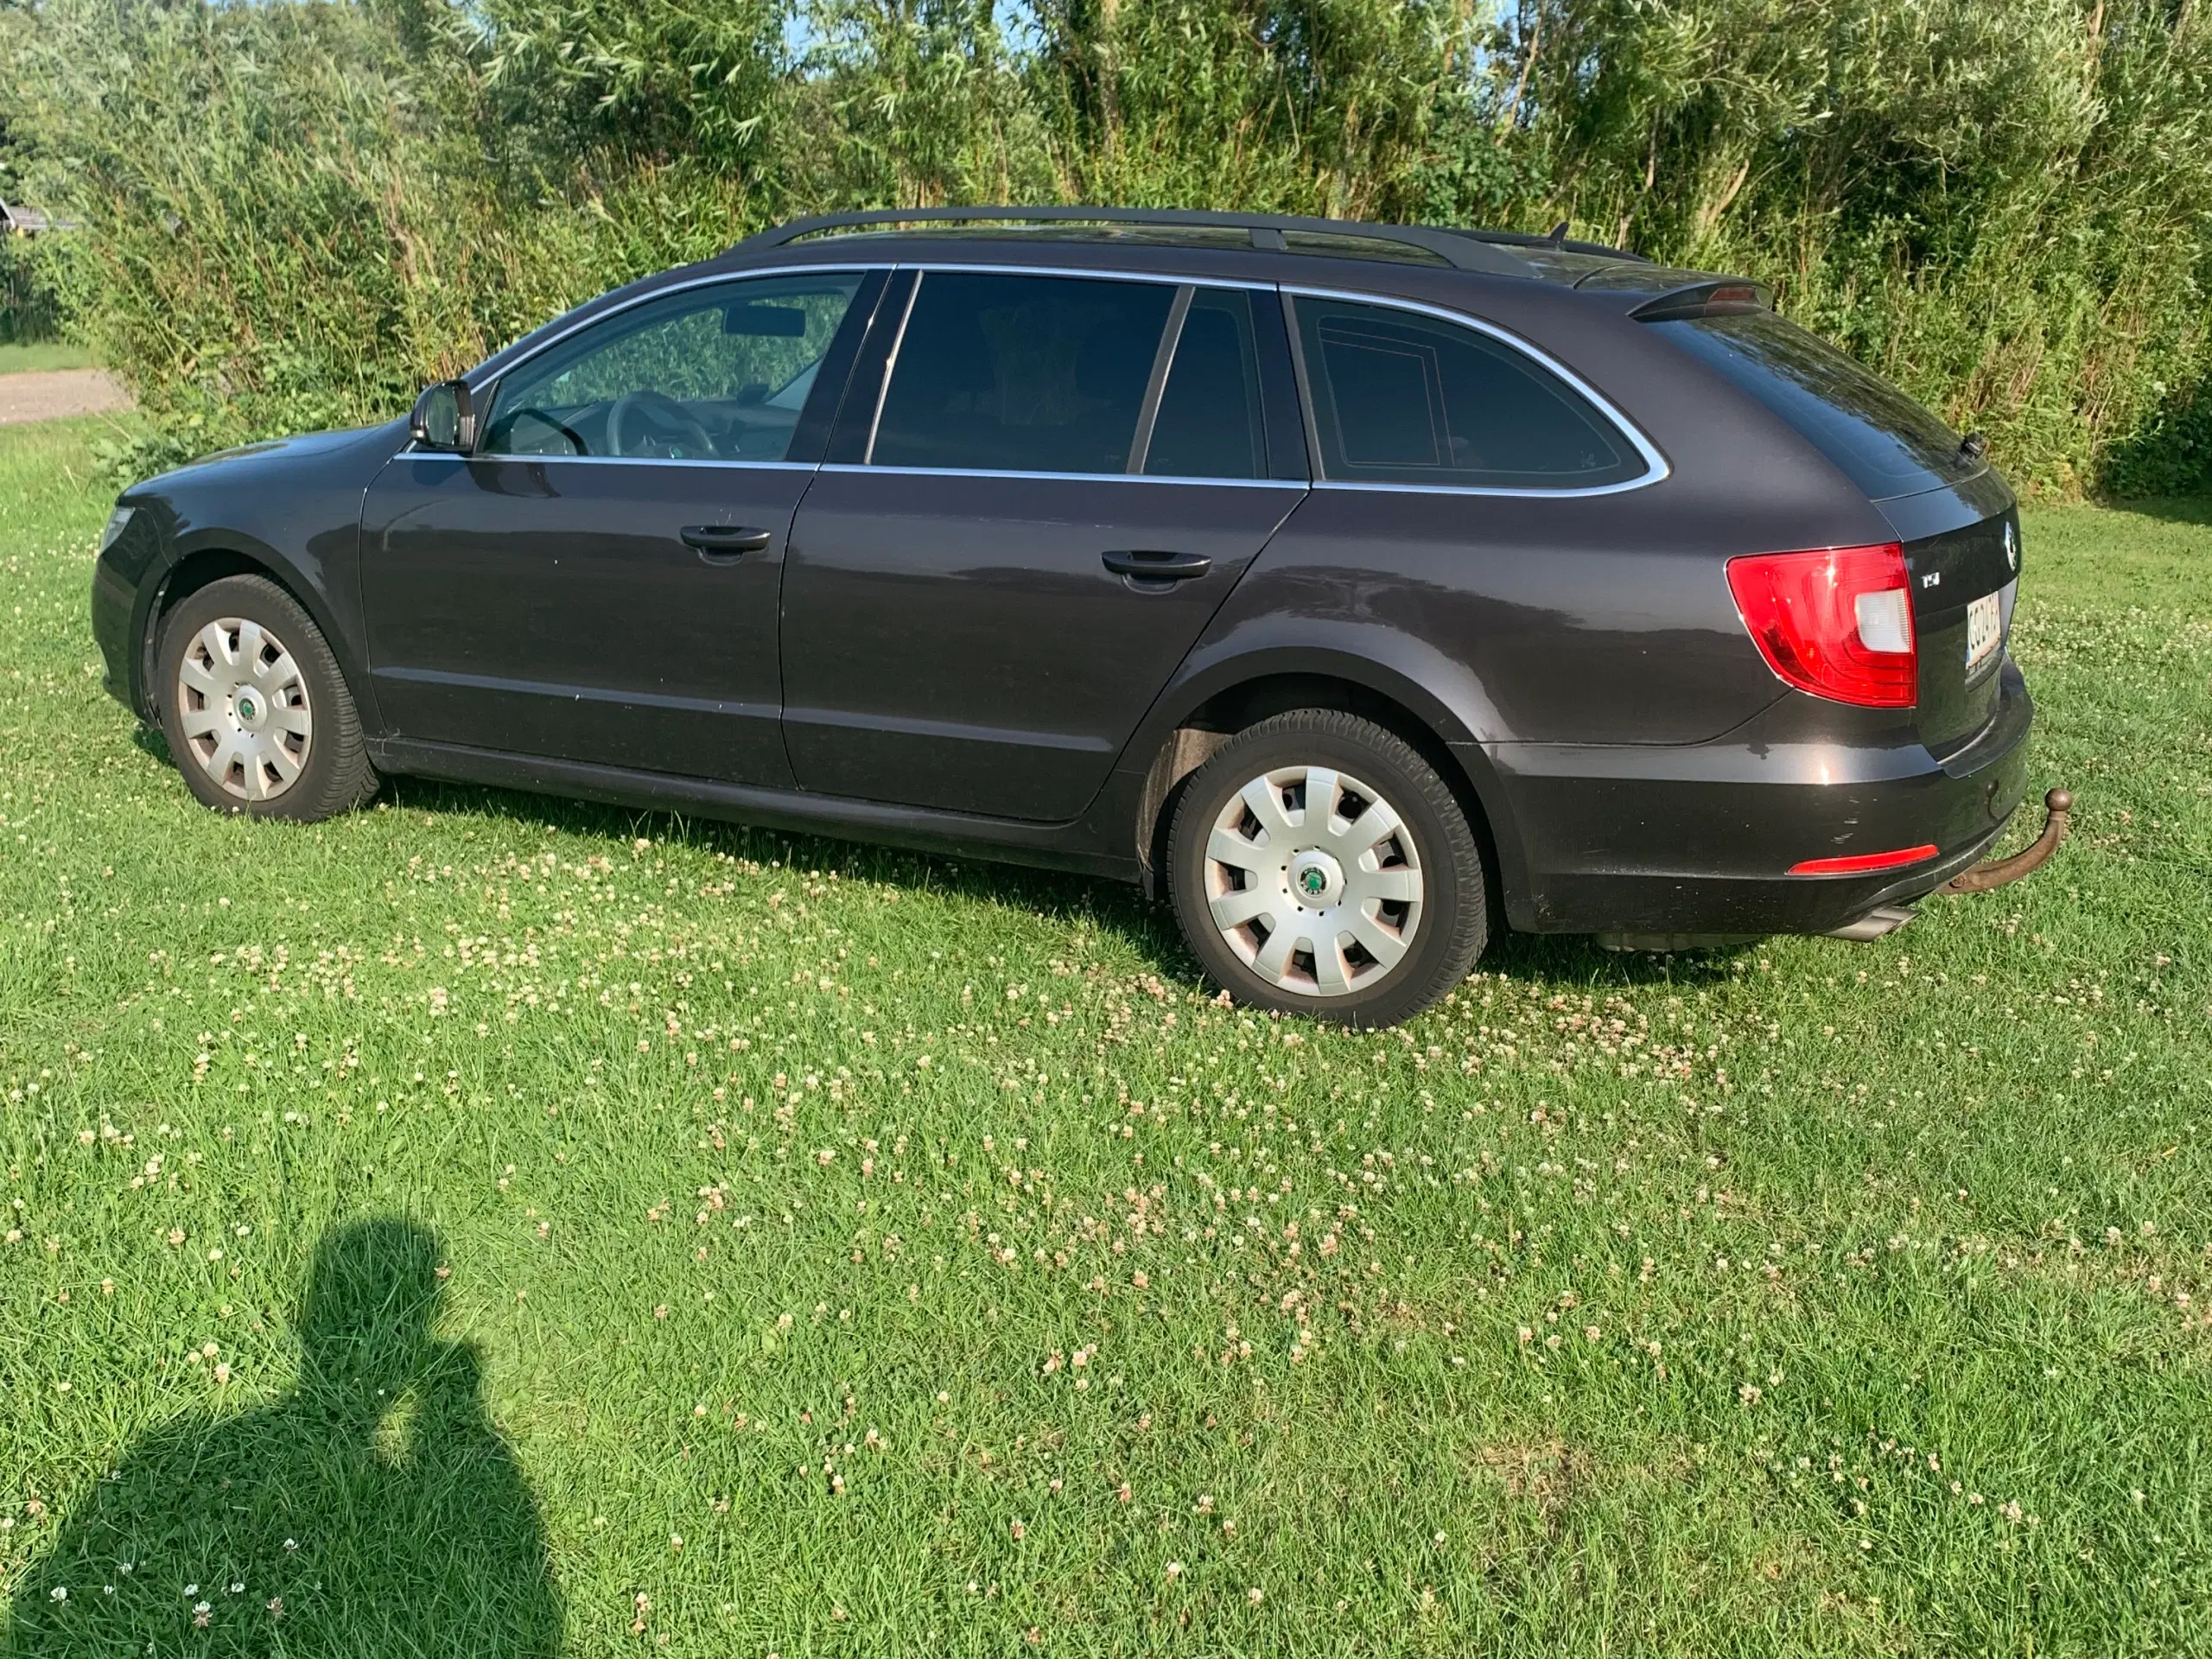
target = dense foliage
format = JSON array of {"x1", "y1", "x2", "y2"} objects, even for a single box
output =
[{"x1": 2, "y1": 0, "x2": 2207, "y2": 493}]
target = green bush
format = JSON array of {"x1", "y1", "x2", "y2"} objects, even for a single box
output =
[
  {"x1": 0, "y1": 233, "x2": 61, "y2": 346},
  {"x1": 2, "y1": 0, "x2": 2207, "y2": 495}
]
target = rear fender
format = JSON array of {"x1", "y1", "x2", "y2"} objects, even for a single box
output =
[{"x1": 1116, "y1": 627, "x2": 1535, "y2": 926}]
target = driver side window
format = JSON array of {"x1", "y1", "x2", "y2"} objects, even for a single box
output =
[{"x1": 480, "y1": 274, "x2": 865, "y2": 462}]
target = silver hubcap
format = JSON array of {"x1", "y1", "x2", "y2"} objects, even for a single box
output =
[
  {"x1": 1204, "y1": 764, "x2": 1424, "y2": 998},
  {"x1": 175, "y1": 616, "x2": 313, "y2": 801}
]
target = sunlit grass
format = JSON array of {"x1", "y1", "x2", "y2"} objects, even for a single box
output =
[
  {"x1": 2, "y1": 421, "x2": 2207, "y2": 1656},
  {"x1": 0, "y1": 342, "x2": 96, "y2": 376}
]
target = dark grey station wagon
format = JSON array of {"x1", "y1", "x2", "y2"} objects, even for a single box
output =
[{"x1": 92, "y1": 206, "x2": 2037, "y2": 1025}]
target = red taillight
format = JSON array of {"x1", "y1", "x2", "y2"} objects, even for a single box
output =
[
  {"x1": 1788, "y1": 844, "x2": 1937, "y2": 876},
  {"x1": 1726, "y1": 543, "x2": 1916, "y2": 708}
]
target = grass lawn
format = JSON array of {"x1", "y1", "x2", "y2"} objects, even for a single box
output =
[
  {"x1": 2, "y1": 416, "x2": 2207, "y2": 1656},
  {"x1": 0, "y1": 342, "x2": 95, "y2": 377}
]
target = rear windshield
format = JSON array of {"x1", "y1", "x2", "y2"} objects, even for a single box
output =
[{"x1": 1652, "y1": 312, "x2": 1978, "y2": 500}]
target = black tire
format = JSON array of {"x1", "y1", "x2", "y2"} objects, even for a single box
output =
[
  {"x1": 155, "y1": 574, "x2": 378, "y2": 822},
  {"x1": 1166, "y1": 709, "x2": 1488, "y2": 1026}
]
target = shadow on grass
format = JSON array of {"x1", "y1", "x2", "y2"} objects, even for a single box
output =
[
  {"x1": 1480, "y1": 924, "x2": 1752, "y2": 991},
  {"x1": 377, "y1": 773, "x2": 1751, "y2": 1000},
  {"x1": 6, "y1": 1219, "x2": 560, "y2": 1657},
  {"x1": 2093, "y1": 494, "x2": 2212, "y2": 527},
  {"x1": 378, "y1": 768, "x2": 1181, "y2": 948},
  {"x1": 129, "y1": 735, "x2": 1750, "y2": 1007}
]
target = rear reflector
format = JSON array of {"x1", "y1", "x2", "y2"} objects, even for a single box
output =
[
  {"x1": 1726, "y1": 543, "x2": 1916, "y2": 708},
  {"x1": 1788, "y1": 844, "x2": 1938, "y2": 876}
]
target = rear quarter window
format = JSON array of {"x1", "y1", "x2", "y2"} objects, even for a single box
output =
[
  {"x1": 1652, "y1": 311, "x2": 1978, "y2": 501},
  {"x1": 1291, "y1": 296, "x2": 1646, "y2": 491}
]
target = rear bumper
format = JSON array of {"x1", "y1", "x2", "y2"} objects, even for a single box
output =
[{"x1": 1478, "y1": 658, "x2": 2035, "y2": 936}]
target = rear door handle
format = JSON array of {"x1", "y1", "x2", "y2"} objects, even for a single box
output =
[
  {"x1": 681, "y1": 524, "x2": 773, "y2": 560},
  {"x1": 1101, "y1": 549, "x2": 1211, "y2": 582}
]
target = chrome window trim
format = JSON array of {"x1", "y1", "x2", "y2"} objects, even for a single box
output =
[
  {"x1": 410, "y1": 257, "x2": 1669, "y2": 497},
  {"x1": 451, "y1": 257, "x2": 1251, "y2": 410},
  {"x1": 1310, "y1": 475, "x2": 1656, "y2": 500},
  {"x1": 460, "y1": 264, "x2": 876, "y2": 396},
  {"x1": 861, "y1": 264, "x2": 1271, "y2": 479},
  {"x1": 819, "y1": 462, "x2": 1306, "y2": 491},
  {"x1": 1282, "y1": 283, "x2": 1669, "y2": 497},
  {"x1": 405, "y1": 264, "x2": 877, "y2": 462},
  {"x1": 397, "y1": 453, "x2": 820, "y2": 474}
]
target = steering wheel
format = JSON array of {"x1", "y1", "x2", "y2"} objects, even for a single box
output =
[
  {"x1": 499, "y1": 407, "x2": 588, "y2": 456},
  {"x1": 607, "y1": 388, "x2": 718, "y2": 459}
]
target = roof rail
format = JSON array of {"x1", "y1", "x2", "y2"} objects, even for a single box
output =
[
  {"x1": 731, "y1": 205, "x2": 1605, "y2": 278},
  {"x1": 1438, "y1": 226, "x2": 1649, "y2": 262}
]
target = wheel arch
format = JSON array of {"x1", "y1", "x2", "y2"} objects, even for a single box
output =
[
  {"x1": 1127, "y1": 653, "x2": 1524, "y2": 924},
  {"x1": 136, "y1": 540, "x2": 365, "y2": 726}
]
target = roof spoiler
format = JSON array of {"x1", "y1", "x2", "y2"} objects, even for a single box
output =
[{"x1": 1627, "y1": 279, "x2": 1772, "y2": 321}]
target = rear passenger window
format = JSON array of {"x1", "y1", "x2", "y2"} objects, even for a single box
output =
[
  {"x1": 872, "y1": 272, "x2": 1175, "y2": 474},
  {"x1": 1142, "y1": 289, "x2": 1267, "y2": 480},
  {"x1": 1292, "y1": 296, "x2": 1644, "y2": 490}
]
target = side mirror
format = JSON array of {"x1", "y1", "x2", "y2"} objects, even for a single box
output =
[{"x1": 410, "y1": 380, "x2": 478, "y2": 453}]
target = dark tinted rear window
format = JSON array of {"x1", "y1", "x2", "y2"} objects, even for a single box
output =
[
  {"x1": 1143, "y1": 289, "x2": 1266, "y2": 480},
  {"x1": 1292, "y1": 296, "x2": 1643, "y2": 490},
  {"x1": 1653, "y1": 312, "x2": 1977, "y2": 500},
  {"x1": 872, "y1": 271, "x2": 1175, "y2": 474}
]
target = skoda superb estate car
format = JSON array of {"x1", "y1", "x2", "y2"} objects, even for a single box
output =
[{"x1": 92, "y1": 205, "x2": 2035, "y2": 1025}]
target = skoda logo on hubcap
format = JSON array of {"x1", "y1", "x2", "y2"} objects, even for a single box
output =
[
  {"x1": 1300, "y1": 868, "x2": 1327, "y2": 898},
  {"x1": 236, "y1": 692, "x2": 257, "y2": 722}
]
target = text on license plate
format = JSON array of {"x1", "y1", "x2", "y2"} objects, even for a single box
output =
[{"x1": 1964, "y1": 590, "x2": 2003, "y2": 677}]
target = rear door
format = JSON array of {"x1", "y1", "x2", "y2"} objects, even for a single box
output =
[{"x1": 780, "y1": 269, "x2": 1307, "y2": 820}]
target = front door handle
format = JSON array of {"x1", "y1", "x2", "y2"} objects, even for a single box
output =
[
  {"x1": 1102, "y1": 549, "x2": 1211, "y2": 583},
  {"x1": 681, "y1": 524, "x2": 774, "y2": 561}
]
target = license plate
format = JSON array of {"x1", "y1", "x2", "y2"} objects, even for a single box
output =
[{"x1": 1964, "y1": 590, "x2": 2003, "y2": 677}]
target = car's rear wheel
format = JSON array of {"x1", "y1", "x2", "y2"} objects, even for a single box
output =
[
  {"x1": 156, "y1": 575, "x2": 377, "y2": 821},
  {"x1": 1166, "y1": 709, "x2": 1487, "y2": 1026}
]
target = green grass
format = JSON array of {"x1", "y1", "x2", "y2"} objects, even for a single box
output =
[
  {"x1": 1, "y1": 417, "x2": 2207, "y2": 1656},
  {"x1": 0, "y1": 342, "x2": 95, "y2": 376}
]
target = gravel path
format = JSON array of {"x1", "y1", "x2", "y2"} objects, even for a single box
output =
[{"x1": 0, "y1": 368, "x2": 134, "y2": 425}]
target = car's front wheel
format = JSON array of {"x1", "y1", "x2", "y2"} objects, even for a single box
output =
[
  {"x1": 155, "y1": 574, "x2": 378, "y2": 821},
  {"x1": 1166, "y1": 709, "x2": 1488, "y2": 1026}
]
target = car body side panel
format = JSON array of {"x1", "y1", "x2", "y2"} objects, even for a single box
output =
[
  {"x1": 359, "y1": 454, "x2": 805, "y2": 787},
  {"x1": 96, "y1": 423, "x2": 404, "y2": 727},
  {"x1": 782, "y1": 469, "x2": 1301, "y2": 819}
]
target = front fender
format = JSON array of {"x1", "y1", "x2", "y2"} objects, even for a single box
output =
[{"x1": 112, "y1": 421, "x2": 404, "y2": 725}]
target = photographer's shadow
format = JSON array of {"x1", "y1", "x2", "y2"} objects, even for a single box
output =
[{"x1": 9, "y1": 1218, "x2": 559, "y2": 1656}]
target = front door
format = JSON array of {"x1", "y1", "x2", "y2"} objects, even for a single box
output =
[
  {"x1": 781, "y1": 270, "x2": 1307, "y2": 820},
  {"x1": 362, "y1": 270, "x2": 878, "y2": 786}
]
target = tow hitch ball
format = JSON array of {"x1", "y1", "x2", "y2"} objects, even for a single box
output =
[{"x1": 1942, "y1": 787, "x2": 2073, "y2": 894}]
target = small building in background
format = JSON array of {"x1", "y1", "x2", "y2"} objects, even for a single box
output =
[{"x1": 1, "y1": 200, "x2": 76, "y2": 237}]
